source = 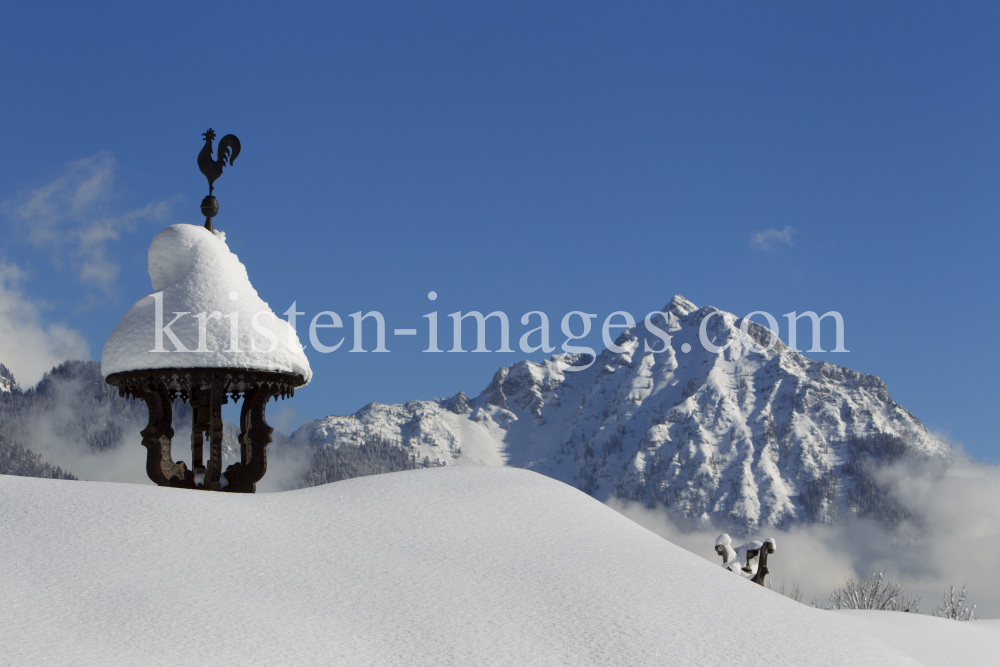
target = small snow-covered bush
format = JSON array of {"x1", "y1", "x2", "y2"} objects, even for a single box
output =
[
  {"x1": 934, "y1": 585, "x2": 976, "y2": 621},
  {"x1": 827, "y1": 571, "x2": 920, "y2": 613}
]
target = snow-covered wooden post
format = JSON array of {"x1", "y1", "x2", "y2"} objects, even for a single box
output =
[
  {"x1": 100, "y1": 133, "x2": 311, "y2": 492},
  {"x1": 715, "y1": 534, "x2": 776, "y2": 587}
]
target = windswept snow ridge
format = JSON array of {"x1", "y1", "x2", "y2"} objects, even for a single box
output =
[{"x1": 293, "y1": 296, "x2": 950, "y2": 533}]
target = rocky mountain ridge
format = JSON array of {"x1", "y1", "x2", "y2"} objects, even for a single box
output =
[{"x1": 291, "y1": 295, "x2": 951, "y2": 533}]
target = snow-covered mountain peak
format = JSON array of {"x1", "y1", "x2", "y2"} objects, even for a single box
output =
[
  {"x1": 294, "y1": 296, "x2": 952, "y2": 534},
  {"x1": 664, "y1": 294, "x2": 698, "y2": 317}
]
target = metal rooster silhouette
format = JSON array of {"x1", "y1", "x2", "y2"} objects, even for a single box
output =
[{"x1": 197, "y1": 128, "x2": 241, "y2": 195}]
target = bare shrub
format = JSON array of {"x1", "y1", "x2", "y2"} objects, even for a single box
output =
[
  {"x1": 934, "y1": 585, "x2": 976, "y2": 621},
  {"x1": 827, "y1": 571, "x2": 921, "y2": 612}
]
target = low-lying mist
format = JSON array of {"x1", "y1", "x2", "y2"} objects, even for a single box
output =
[{"x1": 608, "y1": 453, "x2": 1000, "y2": 617}]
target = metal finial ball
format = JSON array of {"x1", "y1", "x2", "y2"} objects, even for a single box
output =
[
  {"x1": 200, "y1": 196, "x2": 219, "y2": 232},
  {"x1": 200, "y1": 196, "x2": 219, "y2": 218}
]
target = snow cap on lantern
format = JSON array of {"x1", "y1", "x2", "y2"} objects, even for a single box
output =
[{"x1": 101, "y1": 223, "x2": 311, "y2": 383}]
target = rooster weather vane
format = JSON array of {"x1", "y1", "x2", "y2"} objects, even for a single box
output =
[{"x1": 197, "y1": 128, "x2": 241, "y2": 232}]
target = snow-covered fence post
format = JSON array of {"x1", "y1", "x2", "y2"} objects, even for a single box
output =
[{"x1": 714, "y1": 534, "x2": 776, "y2": 587}]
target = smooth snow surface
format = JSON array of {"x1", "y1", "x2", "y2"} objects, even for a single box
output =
[
  {"x1": 4, "y1": 468, "x2": 990, "y2": 666},
  {"x1": 834, "y1": 611, "x2": 1000, "y2": 666},
  {"x1": 101, "y1": 224, "x2": 311, "y2": 381}
]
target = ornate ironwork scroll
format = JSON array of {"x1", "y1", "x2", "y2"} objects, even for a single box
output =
[
  {"x1": 137, "y1": 377, "x2": 187, "y2": 487},
  {"x1": 107, "y1": 368, "x2": 304, "y2": 493},
  {"x1": 223, "y1": 384, "x2": 278, "y2": 493}
]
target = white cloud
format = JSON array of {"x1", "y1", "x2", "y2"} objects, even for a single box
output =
[
  {"x1": 4, "y1": 152, "x2": 175, "y2": 298},
  {"x1": 874, "y1": 457, "x2": 1000, "y2": 617},
  {"x1": 749, "y1": 226, "x2": 796, "y2": 251},
  {"x1": 0, "y1": 263, "x2": 90, "y2": 386},
  {"x1": 268, "y1": 405, "x2": 302, "y2": 433}
]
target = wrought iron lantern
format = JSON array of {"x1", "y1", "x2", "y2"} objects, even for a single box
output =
[
  {"x1": 104, "y1": 129, "x2": 308, "y2": 493},
  {"x1": 106, "y1": 368, "x2": 303, "y2": 492}
]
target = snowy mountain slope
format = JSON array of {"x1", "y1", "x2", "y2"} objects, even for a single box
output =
[
  {"x1": 0, "y1": 467, "x2": 970, "y2": 666},
  {"x1": 293, "y1": 296, "x2": 952, "y2": 533},
  {"x1": 0, "y1": 438, "x2": 77, "y2": 480},
  {"x1": 0, "y1": 363, "x2": 17, "y2": 393}
]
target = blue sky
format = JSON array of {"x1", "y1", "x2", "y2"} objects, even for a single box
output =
[{"x1": 1, "y1": 2, "x2": 998, "y2": 459}]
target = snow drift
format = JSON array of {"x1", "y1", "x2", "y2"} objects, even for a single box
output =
[{"x1": 2, "y1": 467, "x2": 995, "y2": 666}]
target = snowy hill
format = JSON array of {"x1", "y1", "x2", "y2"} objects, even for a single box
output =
[
  {"x1": 292, "y1": 296, "x2": 952, "y2": 533},
  {"x1": 3, "y1": 466, "x2": 995, "y2": 666}
]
